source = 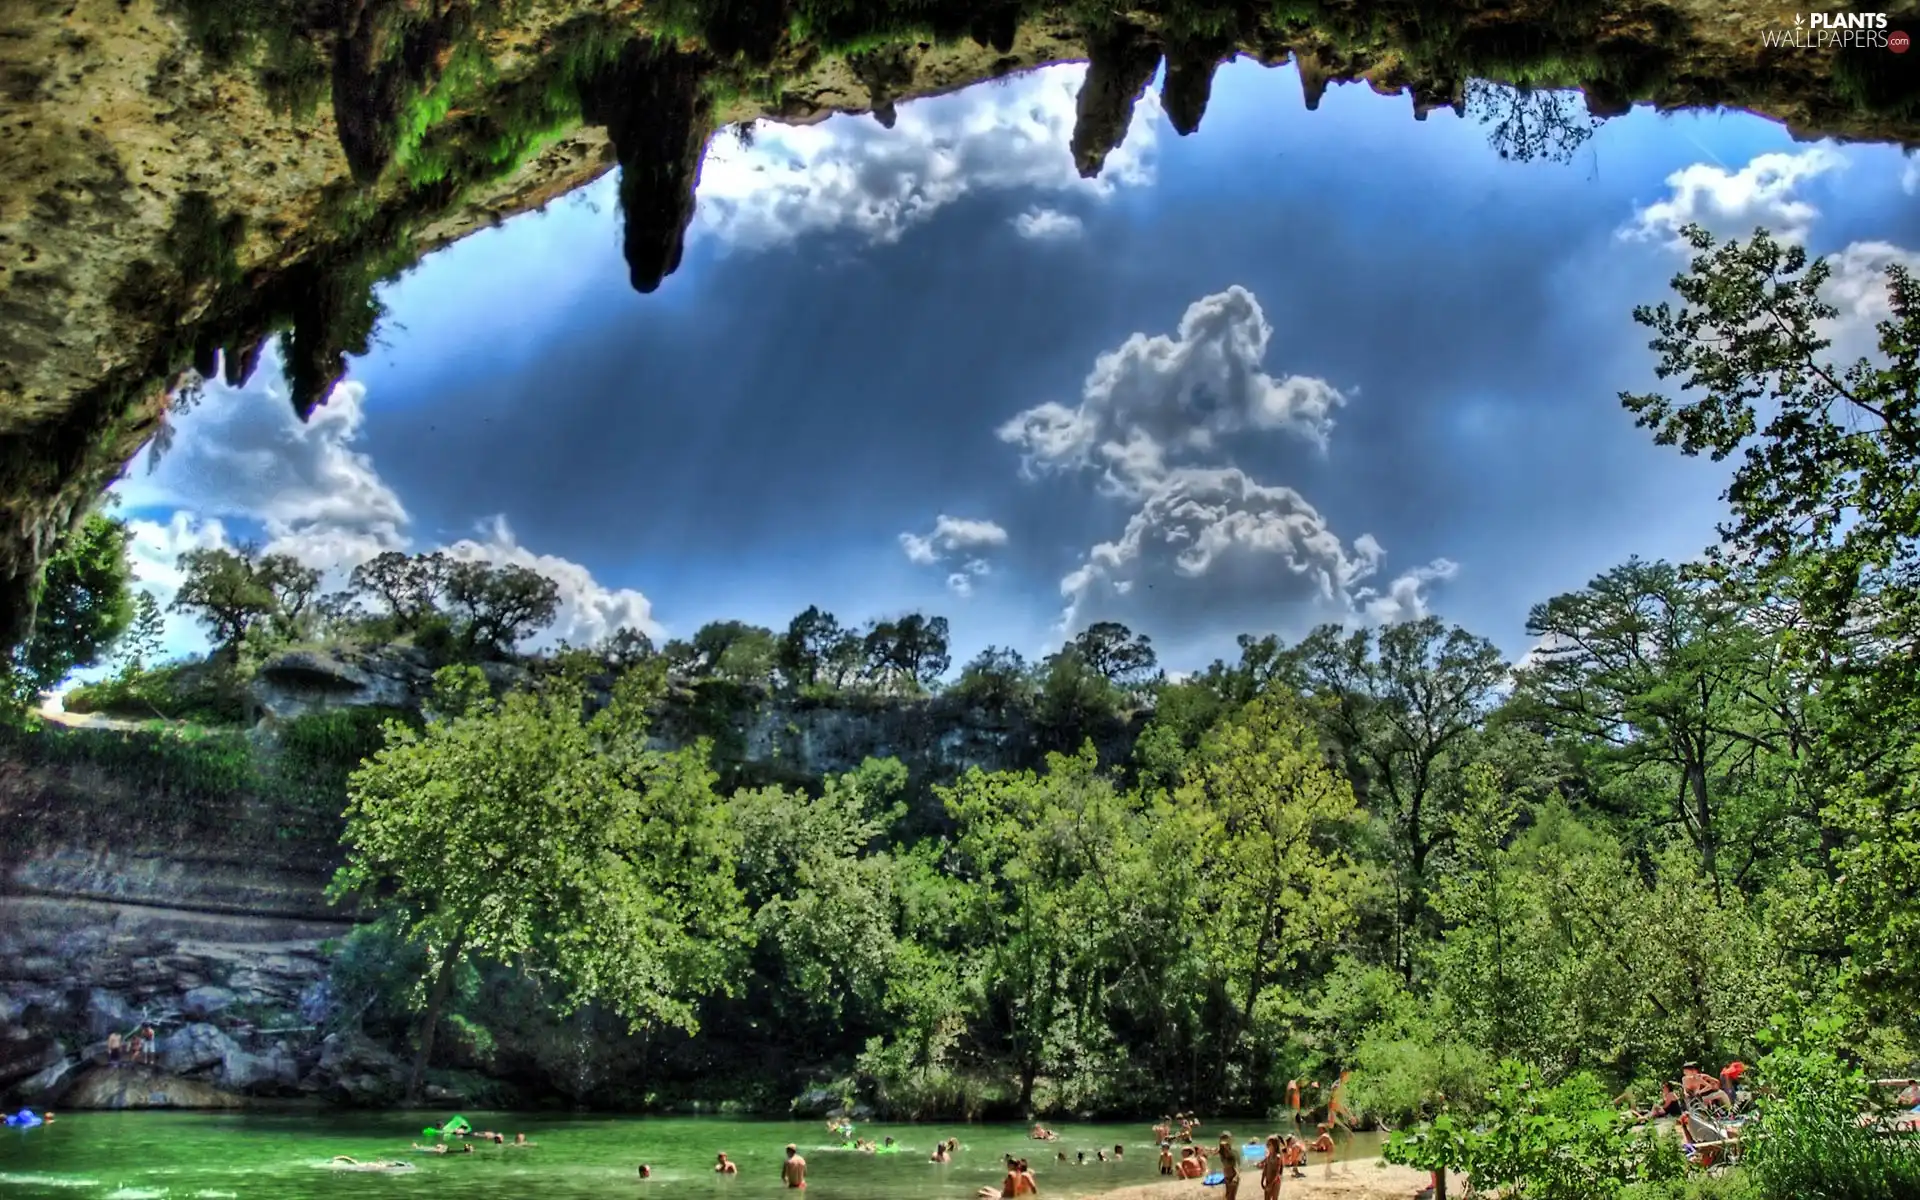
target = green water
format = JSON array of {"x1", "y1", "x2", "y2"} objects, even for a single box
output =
[{"x1": 0, "y1": 1113, "x2": 1390, "y2": 1200}]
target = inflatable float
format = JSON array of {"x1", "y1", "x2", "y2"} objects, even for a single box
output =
[
  {"x1": 1241, "y1": 1144, "x2": 1264, "y2": 1163},
  {"x1": 5, "y1": 1109, "x2": 44, "y2": 1128},
  {"x1": 1202, "y1": 1171, "x2": 1226, "y2": 1186},
  {"x1": 422, "y1": 1115, "x2": 472, "y2": 1138}
]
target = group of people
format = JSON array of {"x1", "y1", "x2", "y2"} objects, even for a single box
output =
[
  {"x1": 1614, "y1": 1060, "x2": 1751, "y2": 1122},
  {"x1": 103, "y1": 1025, "x2": 157, "y2": 1069},
  {"x1": 1052, "y1": 1144, "x2": 1125, "y2": 1165}
]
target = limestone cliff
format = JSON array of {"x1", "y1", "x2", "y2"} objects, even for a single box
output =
[
  {"x1": 2, "y1": 0, "x2": 1918, "y2": 649},
  {"x1": 1, "y1": 658, "x2": 1140, "y2": 1107}
]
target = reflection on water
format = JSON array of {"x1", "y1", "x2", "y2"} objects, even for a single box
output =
[{"x1": 0, "y1": 1113, "x2": 1389, "y2": 1200}]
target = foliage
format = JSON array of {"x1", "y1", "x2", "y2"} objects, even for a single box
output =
[
  {"x1": 950, "y1": 645, "x2": 1033, "y2": 716},
  {"x1": 170, "y1": 544, "x2": 317, "y2": 655},
  {"x1": 329, "y1": 663, "x2": 751, "y2": 1092},
  {"x1": 7, "y1": 513, "x2": 137, "y2": 707},
  {"x1": 443, "y1": 560, "x2": 561, "y2": 656},
  {"x1": 64, "y1": 659, "x2": 248, "y2": 724},
  {"x1": 1739, "y1": 1018, "x2": 1920, "y2": 1200},
  {"x1": 1068, "y1": 621, "x2": 1160, "y2": 688}
]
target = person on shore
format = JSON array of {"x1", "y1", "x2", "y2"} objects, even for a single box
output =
[
  {"x1": 782, "y1": 1144, "x2": 807, "y2": 1189},
  {"x1": 141, "y1": 1025, "x2": 156, "y2": 1065},
  {"x1": 1309, "y1": 1124, "x2": 1335, "y2": 1177},
  {"x1": 1647, "y1": 1082, "x2": 1682, "y2": 1119},
  {"x1": 1720, "y1": 1061, "x2": 1748, "y2": 1103},
  {"x1": 1283, "y1": 1135, "x2": 1306, "y2": 1179},
  {"x1": 1176, "y1": 1146, "x2": 1205, "y2": 1179},
  {"x1": 1217, "y1": 1134, "x2": 1240, "y2": 1200},
  {"x1": 106, "y1": 1031, "x2": 122, "y2": 1068},
  {"x1": 1260, "y1": 1134, "x2": 1284, "y2": 1200}
]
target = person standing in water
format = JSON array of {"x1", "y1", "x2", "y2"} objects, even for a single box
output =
[
  {"x1": 782, "y1": 1144, "x2": 807, "y2": 1189},
  {"x1": 716, "y1": 1152, "x2": 738, "y2": 1174}
]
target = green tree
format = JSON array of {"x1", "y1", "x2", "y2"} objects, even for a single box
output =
[
  {"x1": 349, "y1": 550, "x2": 452, "y2": 630},
  {"x1": 328, "y1": 663, "x2": 750, "y2": 1100},
  {"x1": 1069, "y1": 620, "x2": 1159, "y2": 688},
  {"x1": 779, "y1": 605, "x2": 852, "y2": 688},
  {"x1": 1178, "y1": 697, "x2": 1366, "y2": 1089},
  {"x1": 170, "y1": 546, "x2": 276, "y2": 657},
  {"x1": 951, "y1": 645, "x2": 1033, "y2": 714},
  {"x1": 111, "y1": 591, "x2": 167, "y2": 678},
  {"x1": 7, "y1": 513, "x2": 137, "y2": 705},
  {"x1": 1296, "y1": 617, "x2": 1507, "y2": 980},
  {"x1": 443, "y1": 560, "x2": 561, "y2": 655},
  {"x1": 863, "y1": 613, "x2": 950, "y2": 689},
  {"x1": 1512, "y1": 558, "x2": 1774, "y2": 889}
]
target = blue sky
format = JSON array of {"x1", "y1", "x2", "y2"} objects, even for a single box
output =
[{"x1": 112, "y1": 58, "x2": 1920, "y2": 674}]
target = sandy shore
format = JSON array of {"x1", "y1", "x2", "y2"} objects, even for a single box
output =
[{"x1": 1064, "y1": 1159, "x2": 1456, "y2": 1200}]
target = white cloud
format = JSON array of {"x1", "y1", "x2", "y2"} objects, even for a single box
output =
[
  {"x1": 901, "y1": 518, "x2": 1007, "y2": 596},
  {"x1": 1057, "y1": 466, "x2": 1453, "y2": 634},
  {"x1": 1012, "y1": 206, "x2": 1084, "y2": 240},
  {"x1": 111, "y1": 356, "x2": 663, "y2": 655},
  {"x1": 1621, "y1": 147, "x2": 1846, "y2": 246},
  {"x1": 693, "y1": 64, "x2": 1159, "y2": 251},
  {"x1": 1903, "y1": 156, "x2": 1918, "y2": 196},
  {"x1": 998, "y1": 286, "x2": 1347, "y2": 499}
]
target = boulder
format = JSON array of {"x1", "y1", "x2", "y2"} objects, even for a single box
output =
[
  {"x1": 313, "y1": 1031, "x2": 406, "y2": 1104},
  {"x1": 85, "y1": 988, "x2": 138, "y2": 1038},
  {"x1": 181, "y1": 985, "x2": 236, "y2": 1019},
  {"x1": 221, "y1": 1045, "x2": 300, "y2": 1093},
  {"x1": 61, "y1": 1065, "x2": 242, "y2": 1109},
  {"x1": 790, "y1": 1086, "x2": 844, "y2": 1117},
  {"x1": 158, "y1": 1023, "x2": 239, "y2": 1075},
  {"x1": 14, "y1": 1056, "x2": 78, "y2": 1103},
  {"x1": 0, "y1": 1035, "x2": 64, "y2": 1090},
  {"x1": 250, "y1": 646, "x2": 428, "y2": 722}
]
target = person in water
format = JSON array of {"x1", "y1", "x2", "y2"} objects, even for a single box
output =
[
  {"x1": 716, "y1": 1152, "x2": 738, "y2": 1174},
  {"x1": 782, "y1": 1144, "x2": 807, "y2": 1189},
  {"x1": 1176, "y1": 1146, "x2": 1205, "y2": 1179},
  {"x1": 639, "y1": 1164, "x2": 652, "y2": 1179},
  {"x1": 932, "y1": 1142, "x2": 951, "y2": 1164},
  {"x1": 1158, "y1": 1141, "x2": 1175, "y2": 1175},
  {"x1": 1113, "y1": 1144, "x2": 1124, "y2": 1160},
  {"x1": 513, "y1": 1132, "x2": 535, "y2": 1147},
  {"x1": 1217, "y1": 1134, "x2": 1240, "y2": 1200}
]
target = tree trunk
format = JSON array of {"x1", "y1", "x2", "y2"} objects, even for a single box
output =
[
  {"x1": 1687, "y1": 759, "x2": 1717, "y2": 890},
  {"x1": 406, "y1": 928, "x2": 469, "y2": 1105}
]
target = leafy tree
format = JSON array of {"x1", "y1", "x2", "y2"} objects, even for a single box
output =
[
  {"x1": 8, "y1": 513, "x2": 137, "y2": 705},
  {"x1": 170, "y1": 545, "x2": 278, "y2": 656},
  {"x1": 1069, "y1": 620, "x2": 1159, "y2": 688},
  {"x1": 1178, "y1": 697, "x2": 1365, "y2": 1086},
  {"x1": 863, "y1": 613, "x2": 950, "y2": 689},
  {"x1": 329, "y1": 663, "x2": 750, "y2": 1100},
  {"x1": 443, "y1": 559, "x2": 561, "y2": 655},
  {"x1": 1620, "y1": 225, "x2": 1920, "y2": 737},
  {"x1": 1295, "y1": 617, "x2": 1507, "y2": 979},
  {"x1": 598, "y1": 626, "x2": 655, "y2": 669},
  {"x1": 1511, "y1": 557, "x2": 1774, "y2": 888},
  {"x1": 349, "y1": 550, "x2": 452, "y2": 630},
  {"x1": 1034, "y1": 648, "x2": 1124, "y2": 748},
  {"x1": 111, "y1": 591, "x2": 167, "y2": 678},
  {"x1": 950, "y1": 645, "x2": 1033, "y2": 714},
  {"x1": 779, "y1": 605, "x2": 850, "y2": 688},
  {"x1": 257, "y1": 553, "x2": 321, "y2": 641}
]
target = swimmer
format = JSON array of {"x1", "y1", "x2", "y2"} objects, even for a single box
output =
[
  {"x1": 933, "y1": 1143, "x2": 951, "y2": 1163},
  {"x1": 783, "y1": 1144, "x2": 807, "y2": 1189},
  {"x1": 1113, "y1": 1144, "x2": 1123, "y2": 1159},
  {"x1": 513, "y1": 1132, "x2": 536, "y2": 1146},
  {"x1": 716, "y1": 1152, "x2": 738, "y2": 1174},
  {"x1": 411, "y1": 1142, "x2": 450, "y2": 1154},
  {"x1": 1057, "y1": 1151, "x2": 1069, "y2": 1163},
  {"x1": 330, "y1": 1156, "x2": 413, "y2": 1172},
  {"x1": 639, "y1": 1163, "x2": 652, "y2": 1179},
  {"x1": 1158, "y1": 1141, "x2": 1175, "y2": 1175},
  {"x1": 1097, "y1": 1149, "x2": 1108, "y2": 1163}
]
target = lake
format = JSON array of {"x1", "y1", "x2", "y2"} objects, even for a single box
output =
[{"x1": 0, "y1": 1113, "x2": 1390, "y2": 1200}]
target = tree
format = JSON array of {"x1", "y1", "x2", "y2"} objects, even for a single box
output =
[
  {"x1": 1510, "y1": 558, "x2": 1791, "y2": 890},
  {"x1": 257, "y1": 553, "x2": 320, "y2": 641},
  {"x1": 1069, "y1": 620, "x2": 1159, "y2": 688},
  {"x1": 112, "y1": 592, "x2": 167, "y2": 677},
  {"x1": 8, "y1": 513, "x2": 137, "y2": 704},
  {"x1": 951, "y1": 645, "x2": 1033, "y2": 714},
  {"x1": 349, "y1": 550, "x2": 452, "y2": 630},
  {"x1": 779, "y1": 606, "x2": 849, "y2": 688},
  {"x1": 598, "y1": 626, "x2": 655, "y2": 669},
  {"x1": 443, "y1": 560, "x2": 561, "y2": 655},
  {"x1": 1178, "y1": 697, "x2": 1365, "y2": 1086},
  {"x1": 1295, "y1": 617, "x2": 1507, "y2": 980},
  {"x1": 863, "y1": 614, "x2": 950, "y2": 689},
  {"x1": 1620, "y1": 225, "x2": 1920, "y2": 734},
  {"x1": 329, "y1": 663, "x2": 750, "y2": 1101},
  {"x1": 170, "y1": 546, "x2": 278, "y2": 656}
]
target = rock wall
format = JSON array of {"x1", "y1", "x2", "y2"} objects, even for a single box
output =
[{"x1": 0, "y1": 673, "x2": 1141, "y2": 1107}]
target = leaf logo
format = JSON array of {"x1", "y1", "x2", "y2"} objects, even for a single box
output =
[{"x1": 1794, "y1": 12, "x2": 1804, "y2": 24}]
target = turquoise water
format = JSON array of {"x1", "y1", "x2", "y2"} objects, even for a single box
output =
[{"x1": 0, "y1": 1114, "x2": 1388, "y2": 1199}]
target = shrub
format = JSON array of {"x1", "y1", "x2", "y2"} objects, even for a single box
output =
[{"x1": 1740, "y1": 1018, "x2": 1920, "y2": 1200}]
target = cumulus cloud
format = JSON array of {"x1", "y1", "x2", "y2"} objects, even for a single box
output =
[
  {"x1": 111, "y1": 358, "x2": 662, "y2": 653},
  {"x1": 998, "y1": 286, "x2": 1346, "y2": 499},
  {"x1": 1057, "y1": 467, "x2": 1454, "y2": 634},
  {"x1": 694, "y1": 64, "x2": 1159, "y2": 250},
  {"x1": 1621, "y1": 147, "x2": 1846, "y2": 246},
  {"x1": 1904, "y1": 156, "x2": 1918, "y2": 196},
  {"x1": 1012, "y1": 206, "x2": 1084, "y2": 240}
]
